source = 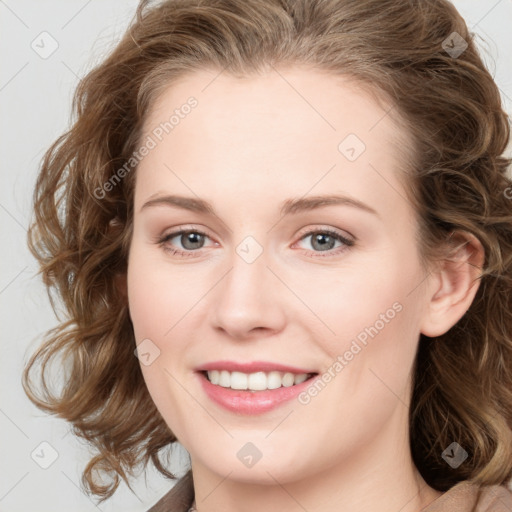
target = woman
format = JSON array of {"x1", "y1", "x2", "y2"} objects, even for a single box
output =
[{"x1": 23, "y1": 0, "x2": 512, "y2": 511}]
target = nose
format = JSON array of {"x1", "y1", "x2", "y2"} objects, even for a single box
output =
[{"x1": 210, "y1": 244, "x2": 287, "y2": 340}]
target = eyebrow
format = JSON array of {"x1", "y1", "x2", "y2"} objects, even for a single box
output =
[{"x1": 140, "y1": 194, "x2": 379, "y2": 217}]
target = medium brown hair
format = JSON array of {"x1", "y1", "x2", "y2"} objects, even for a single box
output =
[{"x1": 23, "y1": 0, "x2": 512, "y2": 501}]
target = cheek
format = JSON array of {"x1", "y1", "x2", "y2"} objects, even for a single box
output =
[
  {"x1": 304, "y1": 258, "x2": 422, "y2": 356},
  {"x1": 305, "y1": 259, "x2": 426, "y2": 415},
  {"x1": 127, "y1": 254, "x2": 182, "y2": 426},
  {"x1": 127, "y1": 243, "x2": 186, "y2": 340},
  {"x1": 127, "y1": 263, "x2": 163, "y2": 341},
  {"x1": 127, "y1": 245, "x2": 199, "y2": 391}
]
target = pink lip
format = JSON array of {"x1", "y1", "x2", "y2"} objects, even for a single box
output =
[
  {"x1": 195, "y1": 362, "x2": 319, "y2": 415},
  {"x1": 195, "y1": 360, "x2": 316, "y2": 374}
]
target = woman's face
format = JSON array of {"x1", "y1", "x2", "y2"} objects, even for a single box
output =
[{"x1": 127, "y1": 67, "x2": 432, "y2": 484}]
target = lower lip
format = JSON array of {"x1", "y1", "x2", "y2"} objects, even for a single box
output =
[{"x1": 197, "y1": 372, "x2": 318, "y2": 415}]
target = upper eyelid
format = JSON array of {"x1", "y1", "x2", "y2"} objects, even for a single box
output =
[
  {"x1": 160, "y1": 227, "x2": 216, "y2": 245},
  {"x1": 161, "y1": 225, "x2": 352, "y2": 238},
  {"x1": 295, "y1": 225, "x2": 354, "y2": 241}
]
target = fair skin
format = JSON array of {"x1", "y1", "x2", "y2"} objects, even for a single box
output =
[{"x1": 126, "y1": 66, "x2": 483, "y2": 512}]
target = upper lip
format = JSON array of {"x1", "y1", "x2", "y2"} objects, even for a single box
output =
[{"x1": 196, "y1": 360, "x2": 317, "y2": 375}]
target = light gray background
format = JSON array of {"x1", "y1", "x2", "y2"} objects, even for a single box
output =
[{"x1": 1, "y1": 1, "x2": 511, "y2": 511}]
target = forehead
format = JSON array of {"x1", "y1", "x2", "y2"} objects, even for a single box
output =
[{"x1": 135, "y1": 67, "x2": 414, "y2": 219}]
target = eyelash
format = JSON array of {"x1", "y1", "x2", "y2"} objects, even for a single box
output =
[{"x1": 156, "y1": 227, "x2": 354, "y2": 258}]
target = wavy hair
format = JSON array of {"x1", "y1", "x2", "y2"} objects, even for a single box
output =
[{"x1": 23, "y1": 0, "x2": 512, "y2": 501}]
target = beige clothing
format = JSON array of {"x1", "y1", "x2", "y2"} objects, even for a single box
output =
[
  {"x1": 148, "y1": 470, "x2": 512, "y2": 512},
  {"x1": 422, "y1": 480, "x2": 512, "y2": 512}
]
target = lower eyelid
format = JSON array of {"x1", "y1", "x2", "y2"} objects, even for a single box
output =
[{"x1": 293, "y1": 238, "x2": 351, "y2": 257}]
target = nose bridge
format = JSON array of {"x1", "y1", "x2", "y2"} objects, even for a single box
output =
[
  {"x1": 211, "y1": 234, "x2": 285, "y2": 337},
  {"x1": 223, "y1": 235, "x2": 272, "y2": 309}
]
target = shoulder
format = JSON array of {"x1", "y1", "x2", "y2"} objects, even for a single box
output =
[
  {"x1": 476, "y1": 482, "x2": 512, "y2": 511},
  {"x1": 147, "y1": 470, "x2": 194, "y2": 512},
  {"x1": 149, "y1": 476, "x2": 512, "y2": 512},
  {"x1": 423, "y1": 480, "x2": 512, "y2": 512}
]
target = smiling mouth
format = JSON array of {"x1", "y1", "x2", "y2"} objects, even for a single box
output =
[{"x1": 201, "y1": 370, "x2": 318, "y2": 392}]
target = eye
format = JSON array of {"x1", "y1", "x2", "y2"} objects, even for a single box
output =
[
  {"x1": 295, "y1": 228, "x2": 354, "y2": 257},
  {"x1": 157, "y1": 228, "x2": 215, "y2": 257},
  {"x1": 156, "y1": 226, "x2": 354, "y2": 258}
]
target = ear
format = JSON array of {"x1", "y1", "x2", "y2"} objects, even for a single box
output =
[{"x1": 420, "y1": 231, "x2": 485, "y2": 337}]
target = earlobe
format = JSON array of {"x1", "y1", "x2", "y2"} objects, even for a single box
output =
[{"x1": 420, "y1": 231, "x2": 485, "y2": 337}]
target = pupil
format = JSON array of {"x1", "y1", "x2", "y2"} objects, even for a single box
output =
[
  {"x1": 313, "y1": 233, "x2": 334, "y2": 251},
  {"x1": 182, "y1": 232, "x2": 203, "y2": 249}
]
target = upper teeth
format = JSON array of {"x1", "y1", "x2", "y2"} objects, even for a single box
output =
[{"x1": 207, "y1": 370, "x2": 310, "y2": 390}]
